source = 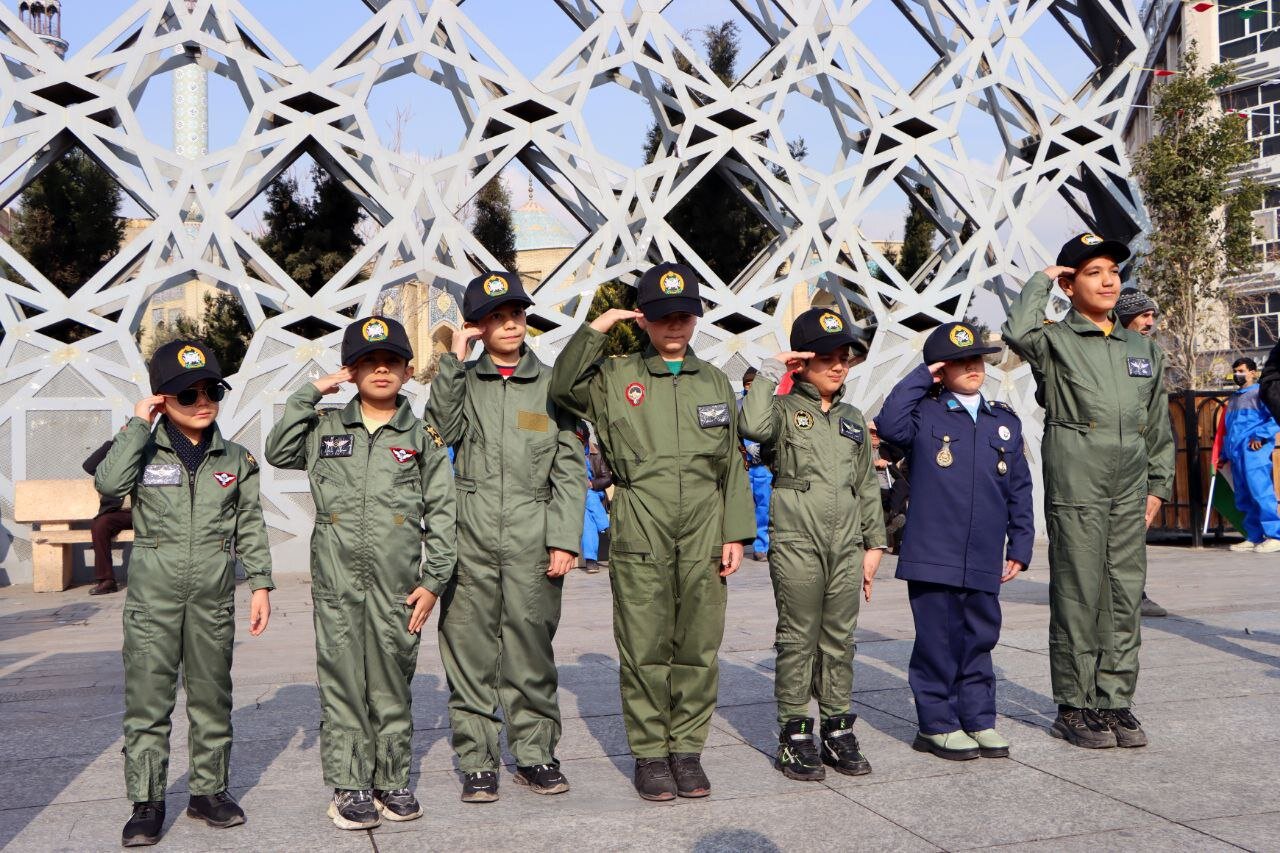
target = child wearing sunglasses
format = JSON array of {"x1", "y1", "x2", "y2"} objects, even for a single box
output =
[{"x1": 94, "y1": 339, "x2": 273, "y2": 847}]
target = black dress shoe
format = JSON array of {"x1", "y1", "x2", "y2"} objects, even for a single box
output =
[
  {"x1": 90, "y1": 580, "x2": 119, "y2": 595},
  {"x1": 122, "y1": 800, "x2": 165, "y2": 847},
  {"x1": 186, "y1": 790, "x2": 245, "y2": 828}
]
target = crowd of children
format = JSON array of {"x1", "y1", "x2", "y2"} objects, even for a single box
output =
[{"x1": 101, "y1": 232, "x2": 1172, "y2": 846}]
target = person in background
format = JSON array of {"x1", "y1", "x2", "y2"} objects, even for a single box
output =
[
  {"x1": 867, "y1": 419, "x2": 909, "y2": 553},
  {"x1": 740, "y1": 366, "x2": 773, "y2": 562},
  {"x1": 1114, "y1": 288, "x2": 1168, "y2": 618},
  {"x1": 578, "y1": 421, "x2": 613, "y2": 574},
  {"x1": 1223, "y1": 357, "x2": 1280, "y2": 554},
  {"x1": 82, "y1": 439, "x2": 133, "y2": 595}
]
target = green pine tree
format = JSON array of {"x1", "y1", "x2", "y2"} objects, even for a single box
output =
[
  {"x1": 256, "y1": 163, "x2": 366, "y2": 295},
  {"x1": 897, "y1": 184, "x2": 937, "y2": 284},
  {"x1": 471, "y1": 170, "x2": 518, "y2": 272},
  {"x1": 586, "y1": 281, "x2": 649, "y2": 356}
]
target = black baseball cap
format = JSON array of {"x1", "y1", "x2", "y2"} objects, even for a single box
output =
[
  {"x1": 341, "y1": 316, "x2": 414, "y2": 366},
  {"x1": 636, "y1": 262, "x2": 703, "y2": 321},
  {"x1": 1056, "y1": 232, "x2": 1131, "y2": 269},
  {"x1": 149, "y1": 339, "x2": 230, "y2": 395},
  {"x1": 789, "y1": 307, "x2": 864, "y2": 355},
  {"x1": 461, "y1": 271, "x2": 533, "y2": 323},
  {"x1": 923, "y1": 321, "x2": 1001, "y2": 364}
]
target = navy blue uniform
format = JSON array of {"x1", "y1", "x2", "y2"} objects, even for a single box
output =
[{"x1": 877, "y1": 363, "x2": 1034, "y2": 734}]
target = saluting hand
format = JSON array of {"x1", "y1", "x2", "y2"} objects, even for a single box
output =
[
  {"x1": 452, "y1": 325, "x2": 484, "y2": 360},
  {"x1": 720, "y1": 542, "x2": 743, "y2": 577},
  {"x1": 1144, "y1": 495, "x2": 1163, "y2": 530},
  {"x1": 1001, "y1": 559, "x2": 1024, "y2": 583},
  {"x1": 547, "y1": 548, "x2": 576, "y2": 578},
  {"x1": 249, "y1": 588, "x2": 271, "y2": 636},
  {"x1": 862, "y1": 548, "x2": 884, "y2": 602},
  {"x1": 134, "y1": 395, "x2": 165, "y2": 424},
  {"x1": 774, "y1": 351, "x2": 814, "y2": 372},
  {"x1": 1043, "y1": 265, "x2": 1076, "y2": 282},
  {"x1": 590, "y1": 308, "x2": 644, "y2": 334},
  {"x1": 313, "y1": 365, "x2": 355, "y2": 395},
  {"x1": 405, "y1": 586, "x2": 438, "y2": 634},
  {"x1": 927, "y1": 361, "x2": 946, "y2": 383}
]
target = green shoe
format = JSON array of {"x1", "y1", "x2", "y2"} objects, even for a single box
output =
[
  {"x1": 911, "y1": 730, "x2": 980, "y2": 761},
  {"x1": 965, "y1": 728, "x2": 1010, "y2": 758}
]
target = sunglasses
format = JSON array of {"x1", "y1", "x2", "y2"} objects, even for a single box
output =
[{"x1": 166, "y1": 384, "x2": 226, "y2": 407}]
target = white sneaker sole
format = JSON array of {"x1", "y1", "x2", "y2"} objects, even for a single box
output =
[
  {"x1": 327, "y1": 802, "x2": 381, "y2": 831},
  {"x1": 374, "y1": 798, "x2": 422, "y2": 821}
]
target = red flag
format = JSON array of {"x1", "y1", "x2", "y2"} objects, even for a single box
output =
[
  {"x1": 1193, "y1": 2, "x2": 1214, "y2": 11},
  {"x1": 1210, "y1": 406, "x2": 1226, "y2": 470},
  {"x1": 1154, "y1": 69, "x2": 1177, "y2": 77}
]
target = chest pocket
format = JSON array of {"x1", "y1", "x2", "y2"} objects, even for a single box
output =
[{"x1": 528, "y1": 436, "x2": 558, "y2": 488}]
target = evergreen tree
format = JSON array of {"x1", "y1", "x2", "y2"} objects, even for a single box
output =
[
  {"x1": 586, "y1": 280, "x2": 648, "y2": 356},
  {"x1": 256, "y1": 163, "x2": 366, "y2": 295},
  {"x1": 471, "y1": 170, "x2": 518, "y2": 271},
  {"x1": 143, "y1": 291, "x2": 252, "y2": 374},
  {"x1": 7, "y1": 148, "x2": 124, "y2": 297},
  {"x1": 897, "y1": 184, "x2": 937, "y2": 283}
]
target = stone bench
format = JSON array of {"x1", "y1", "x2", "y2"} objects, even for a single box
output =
[{"x1": 14, "y1": 479, "x2": 133, "y2": 592}]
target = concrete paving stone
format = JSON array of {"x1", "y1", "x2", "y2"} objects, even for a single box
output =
[
  {"x1": 1186, "y1": 810, "x2": 1280, "y2": 851},
  {"x1": 845, "y1": 764, "x2": 1167, "y2": 850},
  {"x1": 984, "y1": 823, "x2": 1240, "y2": 852}
]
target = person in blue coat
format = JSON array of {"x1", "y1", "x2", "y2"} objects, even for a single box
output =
[
  {"x1": 1224, "y1": 357, "x2": 1280, "y2": 553},
  {"x1": 740, "y1": 367, "x2": 773, "y2": 561},
  {"x1": 877, "y1": 321, "x2": 1034, "y2": 761},
  {"x1": 577, "y1": 422, "x2": 614, "y2": 572}
]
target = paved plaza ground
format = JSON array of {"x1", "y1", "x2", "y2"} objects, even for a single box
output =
[{"x1": 2, "y1": 544, "x2": 1279, "y2": 851}]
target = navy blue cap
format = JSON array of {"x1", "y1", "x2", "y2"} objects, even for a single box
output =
[
  {"x1": 148, "y1": 339, "x2": 229, "y2": 395},
  {"x1": 923, "y1": 322, "x2": 1000, "y2": 364},
  {"x1": 636, "y1": 262, "x2": 702, "y2": 320},
  {"x1": 789, "y1": 308, "x2": 864, "y2": 355},
  {"x1": 341, "y1": 316, "x2": 414, "y2": 366},
  {"x1": 462, "y1": 271, "x2": 533, "y2": 323},
  {"x1": 1056, "y1": 232, "x2": 1131, "y2": 269}
]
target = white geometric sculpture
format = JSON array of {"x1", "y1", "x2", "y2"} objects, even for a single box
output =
[{"x1": 0, "y1": 1, "x2": 1147, "y2": 583}]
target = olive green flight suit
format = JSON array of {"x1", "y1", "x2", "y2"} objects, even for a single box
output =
[
  {"x1": 265, "y1": 387, "x2": 456, "y2": 790},
  {"x1": 739, "y1": 361, "x2": 886, "y2": 725},
  {"x1": 427, "y1": 348, "x2": 585, "y2": 772},
  {"x1": 94, "y1": 416, "x2": 273, "y2": 803},
  {"x1": 550, "y1": 326, "x2": 755, "y2": 758},
  {"x1": 1002, "y1": 272, "x2": 1174, "y2": 709}
]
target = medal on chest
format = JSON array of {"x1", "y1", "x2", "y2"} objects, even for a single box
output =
[
  {"x1": 996, "y1": 447, "x2": 1008, "y2": 476},
  {"x1": 936, "y1": 435, "x2": 953, "y2": 468}
]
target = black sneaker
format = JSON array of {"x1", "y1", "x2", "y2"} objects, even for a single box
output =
[
  {"x1": 90, "y1": 580, "x2": 119, "y2": 595},
  {"x1": 775, "y1": 717, "x2": 825, "y2": 781},
  {"x1": 584, "y1": 560, "x2": 601, "y2": 574},
  {"x1": 122, "y1": 801, "x2": 165, "y2": 847},
  {"x1": 1100, "y1": 708, "x2": 1148, "y2": 748},
  {"x1": 633, "y1": 757, "x2": 677, "y2": 802},
  {"x1": 514, "y1": 763, "x2": 569, "y2": 795},
  {"x1": 185, "y1": 790, "x2": 244, "y2": 828},
  {"x1": 821, "y1": 714, "x2": 872, "y2": 776},
  {"x1": 461, "y1": 771, "x2": 499, "y2": 803},
  {"x1": 669, "y1": 753, "x2": 711, "y2": 798},
  {"x1": 327, "y1": 789, "x2": 380, "y2": 830},
  {"x1": 1050, "y1": 707, "x2": 1117, "y2": 749},
  {"x1": 1140, "y1": 594, "x2": 1167, "y2": 618},
  {"x1": 373, "y1": 787, "x2": 423, "y2": 821}
]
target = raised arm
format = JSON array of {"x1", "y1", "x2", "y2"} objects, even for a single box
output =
[
  {"x1": 738, "y1": 358, "x2": 789, "y2": 446},
  {"x1": 1001, "y1": 269, "x2": 1068, "y2": 369},
  {"x1": 425, "y1": 351, "x2": 468, "y2": 446},
  {"x1": 876, "y1": 362, "x2": 938, "y2": 448},
  {"x1": 93, "y1": 416, "x2": 153, "y2": 498},
  {"x1": 265, "y1": 384, "x2": 324, "y2": 470}
]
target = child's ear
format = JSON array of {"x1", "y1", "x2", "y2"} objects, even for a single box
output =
[{"x1": 635, "y1": 316, "x2": 649, "y2": 332}]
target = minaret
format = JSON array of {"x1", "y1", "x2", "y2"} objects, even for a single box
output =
[
  {"x1": 173, "y1": 0, "x2": 208, "y2": 160},
  {"x1": 18, "y1": 1, "x2": 68, "y2": 58}
]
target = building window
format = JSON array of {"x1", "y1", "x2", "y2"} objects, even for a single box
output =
[{"x1": 1219, "y1": 1, "x2": 1280, "y2": 62}]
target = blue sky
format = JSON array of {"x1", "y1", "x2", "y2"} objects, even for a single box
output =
[{"x1": 52, "y1": 1, "x2": 1095, "y2": 249}]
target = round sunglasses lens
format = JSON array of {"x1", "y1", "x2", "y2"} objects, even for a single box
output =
[
  {"x1": 206, "y1": 384, "x2": 226, "y2": 402},
  {"x1": 176, "y1": 389, "x2": 198, "y2": 406}
]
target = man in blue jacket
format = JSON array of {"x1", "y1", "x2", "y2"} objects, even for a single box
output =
[
  {"x1": 1225, "y1": 357, "x2": 1280, "y2": 553},
  {"x1": 877, "y1": 321, "x2": 1034, "y2": 760}
]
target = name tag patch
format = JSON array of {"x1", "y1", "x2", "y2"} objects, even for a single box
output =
[
  {"x1": 697, "y1": 403, "x2": 730, "y2": 428},
  {"x1": 839, "y1": 418, "x2": 864, "y2": 444},
  {"x1": 320, "y1": 435, "x2": 355, "y2": 458},
  {"x1": 1127, "y1": 357, "x2": 1153, "y2": 378},
  {"x1": 517, "y1": 410, "x2": 550, "y2": 432},
  {"x1": 142, "y1": 463, "x2": 182, "y2": 486}
]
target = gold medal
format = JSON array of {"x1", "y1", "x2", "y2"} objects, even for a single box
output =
[
  {"x1": 997, "y1": 460, "x2": 1008, "y2": 475},
  {"x1": 936, "y1": 435, "x2": 953, "y2": 468}
]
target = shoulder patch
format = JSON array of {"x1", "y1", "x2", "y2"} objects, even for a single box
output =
[
  {"x1": 991, "y1": 400, "x2": 1016, "y2": 414},
  {"x1": 426, "y1": 424, "x2": 445, "y2": 449},
  {"x1": 245, "y1": 451, "x2": 258, "y2": 469},
  {"x1": 1042, "y1": 319, "x2": 1055, "y2": 326}
]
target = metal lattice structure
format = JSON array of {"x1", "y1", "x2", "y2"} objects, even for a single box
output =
[{"x1": 0, "y1": 1, "x2": 1147, "y2": 584}]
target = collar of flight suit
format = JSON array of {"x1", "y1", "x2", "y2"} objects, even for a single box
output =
[
  {"x1": 1063, "y1": 307, "x2": 1132, "y2": 341},
  {"x1": 938, "y1": 390, "x2": 995, "y2": 417},
  {"x1": 151, "y1": 415, "x2": 227, "y2": 456},
  {"x1": 472, "y1": 345, "x2": 542, "y2": 381},
  {"x1": 338, "y1": 394, "x2": 417, "y2": 433},
  {"x1": 790, "y1": 378, "x2": 845, "y2": 407},
  {"x1": 642, "y1": 345, "x2": 704, "y2": 376}
]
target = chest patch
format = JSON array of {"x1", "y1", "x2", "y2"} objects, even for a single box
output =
[
  {"x1": 389, "y1": 447, "x2": 418, "y2": 464},
  {"x1": 697, "y1": 403, "x2": 730, "y2": 428},
  {"x1": 625, "y1": 382, "x2": 646, "y2": 407},
  {"x1": 998, "y1": 425, "x2": 1012, "y2": 441},
  {"x1": 839, "y1": 418, "x2": 864, "y2": 444},
  {"x1": 1127, "y1": 357, "x2": 1153, "y2": 378},
  {"x1": 517, "y1": 410, "x2": 550, "y2": 432},
  {"x1": 793, "y1": 410, "x2": 814, "y2": 430},
  {"x1": 212, "y1": 471, "x2": 237, "y2": 488},
  {"x1": 142, "y1": 463, "x2": 182, "y2": 486},
  {"x1": 320, "y1": 434, "x2": 355, "y2": 458}
]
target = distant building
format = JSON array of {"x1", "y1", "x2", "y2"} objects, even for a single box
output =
[
  {"x1": 512, "y1": 182, "x2": 580, "y2": 291},
  {"x1": 18, "y1": 1, "x2": 66, "y2": 58}
]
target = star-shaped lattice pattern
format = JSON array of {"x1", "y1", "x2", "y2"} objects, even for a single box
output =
[{"x1": 0, "y1": 0, "x2": 1147, "y2": 581}]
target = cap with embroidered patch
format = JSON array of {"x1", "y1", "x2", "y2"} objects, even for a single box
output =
[
  {"x1": 461, "y1": 270, "x2": 533, "y2": 323},
  {"x1": 1056, "y1": 232, "x2": 1131, "y2": 270},
  {"x1": 923, "y1": 321, "x2": 1001, "y2": 364},
  {"x1": 636, "y1": 262, "x2": 703, "y2": 320},
  {"x1": 341, "y1": 316, "x2": 414, "y2": 365},
  {"x1": 789, "y1": 307, "x2": 865, "y2": 355},
  {"x1": 148, "y1": 339, "x2": 230, "y2": 395}
]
